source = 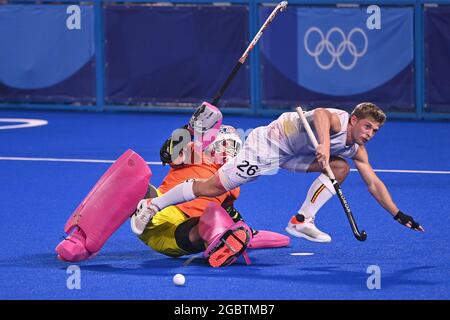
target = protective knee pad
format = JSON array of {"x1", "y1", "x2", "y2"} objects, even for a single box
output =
[
  {"x1": 199, "y1": 203, "x2": 252, "y2": 267},
  {"x1": 198, "y1": 203, "x2": 234, "y2": 244},
  {"x1": 55, "y1": 149, "x2": 151, "y2": 262},
  {"x1": 248, "y1": 230, "x2": 290, "y2": 249}
]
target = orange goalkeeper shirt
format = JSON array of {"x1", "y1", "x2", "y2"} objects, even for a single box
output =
[{"x1": 158, "y1": 162, "x2": 240, "y2": 218}]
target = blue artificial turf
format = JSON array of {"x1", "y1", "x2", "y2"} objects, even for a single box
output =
[{"x1": 0, "y1": 109, "x2": 449, "y2": 300}]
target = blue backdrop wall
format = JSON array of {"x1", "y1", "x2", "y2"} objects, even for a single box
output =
[{"x1": 0, "y1": 0, "x2": 449, "y2": 119}]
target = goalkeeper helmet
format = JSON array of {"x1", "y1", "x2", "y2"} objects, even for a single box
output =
[{"x1": 205, "y1": 125, "x2": 242, "y2": 164}]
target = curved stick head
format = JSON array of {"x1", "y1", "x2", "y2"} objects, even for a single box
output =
[{"x1": 356, "y1": 230, "x2": 367, "y2": 242}]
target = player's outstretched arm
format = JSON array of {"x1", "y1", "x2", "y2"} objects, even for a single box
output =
[{"x1": 352, "y1": 146, "x2": 424, "y2": 232}]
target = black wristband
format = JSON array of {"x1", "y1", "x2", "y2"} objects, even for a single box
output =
[{"x1": 393, "y1": 210, "x2": 403, "y2": 220}]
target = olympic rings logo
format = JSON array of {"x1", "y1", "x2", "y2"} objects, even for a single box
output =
[{"x1": 304, "y1": 27, "x2": 368, "y2": 70}]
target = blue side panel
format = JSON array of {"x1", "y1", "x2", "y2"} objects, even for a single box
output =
[
  {"x1": 0, "y1": 4, "x2": 96, "y2": 104},
  {"x1": 103, "y1": 4, "x2": 250, "y2": 108},
  {"x1": 424, "y1": 5, "x2": 450, "y2": 113}
]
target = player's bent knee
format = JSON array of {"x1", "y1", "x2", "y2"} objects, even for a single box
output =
[
  {"x1": 210, "y1": 184, "x2": 227, "y2": 196},
  {"x1": 212, "y1": 174, "x2": 228, "y2": 193},
  {"x1": 193, "y1": 176, "x2": 226, "y2": 197}
]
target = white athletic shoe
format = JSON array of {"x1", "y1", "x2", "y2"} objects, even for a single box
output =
[
  {"x1": 130, "y1": 199, "x2": 159, "y2": 236},
  {"x1": 285, "y1": 215, "x2": 331, "y2": 243}
]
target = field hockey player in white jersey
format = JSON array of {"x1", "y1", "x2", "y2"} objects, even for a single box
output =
[{"x1": 131, "y1": 102, "x2": 424, "y2": 241}]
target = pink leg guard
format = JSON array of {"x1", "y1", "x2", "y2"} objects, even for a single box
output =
[
  {"x1": 199, "y1": 203, "x2": 252, "y2": 267},
  {"x1": 56, "y1": 229, "x2": 99, "y2": 262},
  {"x1": 55, "y1": 149, "x2": 151, "y2": 262},
  {"x1": 248, "y1": 230, "x2": 290, "y2": 249}
]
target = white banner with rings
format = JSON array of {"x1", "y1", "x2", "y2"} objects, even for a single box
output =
[{"x1": 304, "y1": 27, "x2": 368, "y2": 71}]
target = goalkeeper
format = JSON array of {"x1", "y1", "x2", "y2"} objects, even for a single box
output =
[{"x1": 56, "y1": 102, "x2": 288, "y2": 267}]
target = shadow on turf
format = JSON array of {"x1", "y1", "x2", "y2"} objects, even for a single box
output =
[
  {"x1": 291, "y1": 266, "x2": 440, "y2": 289},
  {"x1": 0, "y1": 251, "x2": 441, "y2": 289},
  {"x1": 72, "y1": 262, "x2": 442, "y2": 290}
]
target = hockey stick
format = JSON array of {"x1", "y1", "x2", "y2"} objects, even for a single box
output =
[
  {"x1": 296, "y1": 107, "x2": 367, "y2": 242},
  {"x1": 211, "y1": 1, "x2": 288, "y2": 106}
]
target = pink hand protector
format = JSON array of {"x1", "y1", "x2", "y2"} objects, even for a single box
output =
[
  {"x1": 188, "y1": 101, "x2": 223, "y2": 151},
  {"x1": 55, "y1": 149, "x2": 151, "y2": 262}
]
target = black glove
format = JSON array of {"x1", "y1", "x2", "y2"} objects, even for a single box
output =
[{"x1": 394, "y1": 210, "x2": 423, "y2": 231}]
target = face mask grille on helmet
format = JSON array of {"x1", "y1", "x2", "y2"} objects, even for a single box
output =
[{"x1": 211, "y1": 138, "x2": 241, "y2": 159}]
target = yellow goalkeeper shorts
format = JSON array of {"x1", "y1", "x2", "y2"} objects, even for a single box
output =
[{"x1": 137, "y1": 189, "x2": 190, "y2": 257}]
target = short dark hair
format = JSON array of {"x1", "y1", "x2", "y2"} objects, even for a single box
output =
[{"x1": 351, "y1": 102, "x2": 386, "y2": 126}]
